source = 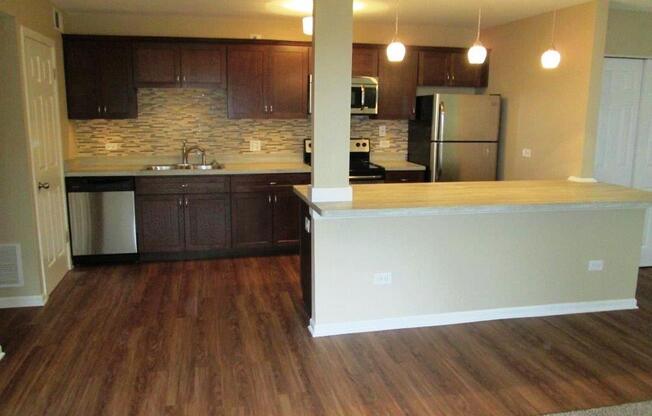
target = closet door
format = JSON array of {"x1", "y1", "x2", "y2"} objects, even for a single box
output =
[
  {"x1": 633, "y1": 60, "x2": 652, "y2": 266},
  {"x1": 594, "y1": 58, "x2": 644, "y2": 186}
]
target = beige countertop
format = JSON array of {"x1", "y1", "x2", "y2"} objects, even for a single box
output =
[
  {"x1": 294, "y1": 180, "x2": 652, "y2": 217},
  {"x1": 64, "y1": 157, "x2": 425, "y2": 177}
]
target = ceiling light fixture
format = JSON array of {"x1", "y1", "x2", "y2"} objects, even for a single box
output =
[
  {"x1": 467, "y1": 7, "x2": 487, "y2": 65},
  {"x1": 302, "y1": 16, "x2": 313, "y2": 36},
  {"x1": 541, "y1": 10, "x2": 561, "y2": 69},
  {"x1": 386, "y1": 0, "x2": 405, "y2": 62}
]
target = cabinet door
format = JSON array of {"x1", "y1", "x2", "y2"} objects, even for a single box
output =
[
  {"x1": 378, "y1": 48, "x2": 419, "y2": 120},
  {"x1": 227, "y1": 45, "x2": 267, "y2": 119},
  {"x1": 180, "y1": 44, "x2": 226, "y2": 88},
  {"x1": 272, "y1": 189, "x2": 301, "y2": 245},
  {"x1": 99, "y1": 41, "x2": 137, "y2": 119},
  {"x1": 184, "y1": 194, "x2": 230, "y2": 251},
  {"x1": 231, "y1": 192, "x2": 273, "y2": 248},
  {"x1": 136, "y1": 195, "x2": 185, "y2": 253},
  {"x1": 418, "y1": 50, "x2": 450, "y2": 86},
  {"x1": 266, "y1": 45, "x2": 309, "y2": 119},
  {"x1": 352, "y1": 47, "x2": 379, "y2": 77},
  {"x1": 134, "y1": 43, "x2": 180, "y2": 87},
  {"x1": 63, "y1": 38, "x2": 101, "y2": 119},
  {"x1": 449, "y1": 51, "x2": 488, "y2": 87}
]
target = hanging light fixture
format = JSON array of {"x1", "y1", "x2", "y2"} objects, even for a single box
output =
[
  {"x1": 302, "y1": 16, "x2": 313, "y2": 36},
  {"x1": 541, "y1": 10, "x2": 561, "y2": 69},
  {"x1": 386, "y1": 0, "x2": 406, "y2": 62},
  {"x1": 467, "y1": 7, "x2": 487, "y2": 65}
]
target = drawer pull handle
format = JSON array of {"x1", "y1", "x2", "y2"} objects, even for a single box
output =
[
  {"x1": 269, "y1": 181, "x2": 277, "y2": 185},
  {"x1": 181, "y1": 184, "x2": 188, "y2": 188}
]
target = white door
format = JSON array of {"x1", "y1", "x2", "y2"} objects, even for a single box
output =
[
  {"x1": 595, "y1": 58, "x2": 652, "y2": 267},
  {"x1": 633, "y1": 60, "x2": 652, "y2": 266},
  {"x1": 20, "y1": 27, "x2": 70, "y2": 295},
  {"x1": 594, "y1": 58, "x2": 643, "y2": 186}
]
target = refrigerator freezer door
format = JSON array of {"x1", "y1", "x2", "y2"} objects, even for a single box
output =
[
  {"x1": 435, "y1": 94, "x2": 501, "y2": 142},
  {"x1": 432, "y1": 142, "x2": 498, "y2": 182}
]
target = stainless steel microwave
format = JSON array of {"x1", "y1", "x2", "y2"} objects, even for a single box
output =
[{"x1": 351, "y1": 76, "x2": 378, "y2": 115}]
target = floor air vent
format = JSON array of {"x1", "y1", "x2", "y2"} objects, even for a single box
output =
[{"x1": 0, "y1": 244, "x2": 24, "y2": 288}]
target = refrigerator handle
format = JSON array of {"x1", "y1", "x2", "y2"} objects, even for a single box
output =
[{"x1": 436, "y1": 102, "x2": 446, "y2": 180}]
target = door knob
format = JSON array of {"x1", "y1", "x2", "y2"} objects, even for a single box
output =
[{"x1": 38, "y1": 182, "x2": 50, "y2": 190}]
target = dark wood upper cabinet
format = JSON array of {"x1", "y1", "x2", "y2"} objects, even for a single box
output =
[
  {"x1": 180, "y1": 44, "x2": 226, "y2": 88},
  {"x1": 449, "y1": 51, "x2": 489, "y2": 88},
  {"x1": 418, "y1": 49, "x2": 489, "y2": 88},
  {"x1": 134, "y1": 42, "x2": 180, "y2": 87},
  {"x1": 136, "y1": 194, "x2": 185, "y2": 253},
  {"x1": 231, "y1": 192, "x2": 274, "y2": 248},
  {"x1": 266, "y1": 46, "x2": 309, "y2": 118},
  {"x1": 378, "y1": 48, "x2": 419, "y2": 120},
  {"x1": 273, "y1": 190, "x2": 302, "y2": 245},
  {"x1": 227, "y1": 44, "x2": 309, "y2": 119},
  {"x1": 418, "y1": 50, "x2": 449, "y2": 86},
  {"x1": 352, "y1": 47, "x2": 379, "y2": 77},
  {"x1": 227, "y1": 45, "x2": 267, "y2": 119},
  {"x1": 63, "y1": 37, "x2": 137, "y2": 119},
  {"x1": 184, "y1": 194, "x2": 230, "y2": 251}
]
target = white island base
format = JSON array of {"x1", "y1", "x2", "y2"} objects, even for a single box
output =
[{"x1": 294, "y1": 181, "x2": 652, "y2": 337}]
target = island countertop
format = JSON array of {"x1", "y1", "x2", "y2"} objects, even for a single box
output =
[{"x1": 293, "y1": 180, "x2": 652, "y2": 217}]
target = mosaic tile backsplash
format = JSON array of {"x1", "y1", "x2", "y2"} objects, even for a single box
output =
[{"x1": 72, "y1": 89, "x2": 408, "y2": 158}]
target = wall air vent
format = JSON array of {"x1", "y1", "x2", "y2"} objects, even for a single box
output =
[
  {"x1": 53, "y1": 8, "x2": 63, "y2": 33},
  {"x1": 0, "y1": 244, "x2": 24, "y2": 288}
]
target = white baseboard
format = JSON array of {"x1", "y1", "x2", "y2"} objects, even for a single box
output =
[
  {"x1": 308, "y1": 298, "x2": 638, "y2": 337},
  {"x1": 641, "y1": 245, "x2": 652, "y2": 267},
  {"x1": 0, "y1": 295, "x2": 46, "y2": 309}
]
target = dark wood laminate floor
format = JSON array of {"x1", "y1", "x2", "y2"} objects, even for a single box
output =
[{"x1": 1, "y1": 257, "x2": 652, "y2": 416}]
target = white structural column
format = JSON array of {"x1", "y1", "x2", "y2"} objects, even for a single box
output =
[{"x1": 309, "y1": 0, "x2": 353, "y2": 202}]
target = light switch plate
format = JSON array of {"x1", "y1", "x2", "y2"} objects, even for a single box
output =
[
  {"x1": 588, "y1": 260, "x2": 604, "y2": 272},
  {"x1": 250, "y1": 140, "x2": 262, "y2": 152},
  {"x1": 379, "y1": 125, "x2": 387, "y2": 137},
  {"x1": 373, "y1": 272, "x2": 392, "y2": 285},
  {"x1": 522, "y1": 148, "x2": 532, "y2": 158},
  {"x1": 105, "y1": 143, "x2": 120, "y2": 151}
]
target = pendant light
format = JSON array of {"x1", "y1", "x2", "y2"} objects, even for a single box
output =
[
  {"x1": 302, "y1": 16, "x2": 313, "y2": 36},
  {"x1": 541, "y1": 10, "x2": 561, "y2": 69},
  {"x1": 467, "y1": 8, "x2": 487, "y2": 65},
  {"x1": 386, "y1": 0, "x2": 406, "y2": 62}
]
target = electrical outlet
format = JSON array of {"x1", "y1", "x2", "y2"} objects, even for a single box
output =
[
  {"x1": 250, "y1": 34, "x2": 263, "y2": 39},
  {"x1": 379, "y1": 125, "x2": 387, "y2": 137},
  {"x1": 522, "y1": 148, "x2": 532, "y2": 158},
  {"x1": 249, "y1": 140, "x2": 261, "y2": 152},
  {"x1": 105, "y1": 143, "x2": 120, "y2": 151},
  {"x1": 379, "y1": 140, "x2": 390, "y2": 149},
  {"x1": 588, "y1": 260, "x2": 604, "y2": 272},
  {"x1": 373, "y1": 272, "x2": 392, "y2": 285}
]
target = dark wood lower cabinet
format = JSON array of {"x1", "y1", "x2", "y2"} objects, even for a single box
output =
[
  {"x1": 300, "y1": 202, "x2": 312, "y2": 318},
  {"x1": 136, "y1": 194, "x2": 185, "y2": 253},
  {"x1": 231, "y1": 192, "x2": 274, "y2": 248},
  {"x1": 384, "y1": 170, "x2": 426, "y2": 183},
  {"x1": 273, "y1": 190, "x2": 302, "y2": 245},
  {"x1": 184, "y1": 194, "x2": 230, "y2": 251}
]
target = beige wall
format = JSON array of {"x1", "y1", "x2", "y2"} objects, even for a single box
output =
[
  {"x1": 484, "y1": 0, "x2": 608, "y2": 180},
  {"x1": 0, "y1": 0, "x2": 68, "y2": 299},
  {"x1": 311, "y1": 208, "x2": 643, "y2": 331},
  {"x1": 606, "y1": 9, "x2": 652, "y2": 57},
  {"x1": 63, "y1": 11, "x2": 477, "y2": 47}
]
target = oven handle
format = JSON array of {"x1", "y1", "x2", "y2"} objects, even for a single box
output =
[{"x1": 349, "y1": 175, "x2": 384, "y2": 180}]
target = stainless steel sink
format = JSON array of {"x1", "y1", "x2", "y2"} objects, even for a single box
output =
[{"x1": 145, "y1": 163, "x2": 223, "y2": 171}]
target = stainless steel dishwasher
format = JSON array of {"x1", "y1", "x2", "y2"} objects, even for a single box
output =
[{"x1": 66, "y1": 177, "x2": 138, "y2": 263}]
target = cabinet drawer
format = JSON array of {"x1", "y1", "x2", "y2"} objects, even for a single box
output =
[
  {"x1": 231, "y1": 173, "x2": 310, "y2": 193},
  {"x1": 136, "y1": 176, "x2": 229, "y2": 195},
  {"x1": 384, "y1": 171, "x2": 426, "y2": 183}
]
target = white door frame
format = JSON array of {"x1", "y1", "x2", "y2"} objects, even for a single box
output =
[{"x1": 18, "y1": 25, "x2": 71, "y2": 299}]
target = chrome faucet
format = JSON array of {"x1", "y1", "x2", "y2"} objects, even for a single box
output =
[{"x1": 181, "y1": 140, "x2": 207, "y2": 165}]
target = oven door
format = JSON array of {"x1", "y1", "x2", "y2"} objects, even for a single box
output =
[{"x1": 349, "y1": 175, "x2": 385, "y2": 184}]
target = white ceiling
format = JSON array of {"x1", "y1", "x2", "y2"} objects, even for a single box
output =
[{"x1": 52, "y1": 0, "x2": 651, "y2": 27}]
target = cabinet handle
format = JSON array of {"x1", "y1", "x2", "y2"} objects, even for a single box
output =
[
  {"x1": 181, "y1": 184, "x2": 188, "y2": 188},
  {"x1": 104, "y1": 105, "x2": 107, "y2": 113},
  {"x1": 268, "y1": 194, "x2": 272, "y2": 204},
  {"x1": 401, "y1": 179, "x2": 408, "y2": 182},
  {"x1": 264, "y1": 105, "x2": 268, "y2": 113},
  {"x1": 183, "y1": 75, "x2": 186, "y2": 82},
  {"x1": 176, "y1": 75, "x2": 180, "y2": 82},
  {"x1": 274, "y1": 195, "x2": 278, "y2": 203},
  {"x1": 269, "y1": 181, "x2": 277, "y2": 185},
  {"x1": 185, "y1": 197, "x2": 189, "y2": 207},
  {"x1": 270, "y1": 105, "x2": 273, "y2": 113},
  {"x1": 97, "y1": 105, "x2": 101, "y2": 114},
  {"x1": 178, "y1": 197, "x2": 182, "y2": 207}
]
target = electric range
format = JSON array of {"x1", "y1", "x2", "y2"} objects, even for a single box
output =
[{"x1": 303, "y1": 138, "x2": 386, "y2": 183}]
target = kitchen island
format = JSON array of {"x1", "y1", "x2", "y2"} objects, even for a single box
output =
[{"x1": 294, "y1": 180, "x2": 652, "y2": 337}]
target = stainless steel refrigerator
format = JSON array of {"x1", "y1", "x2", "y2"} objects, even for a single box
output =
[{"x1": 408, "y1": 94, "x2": 501, "y2": 182}]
